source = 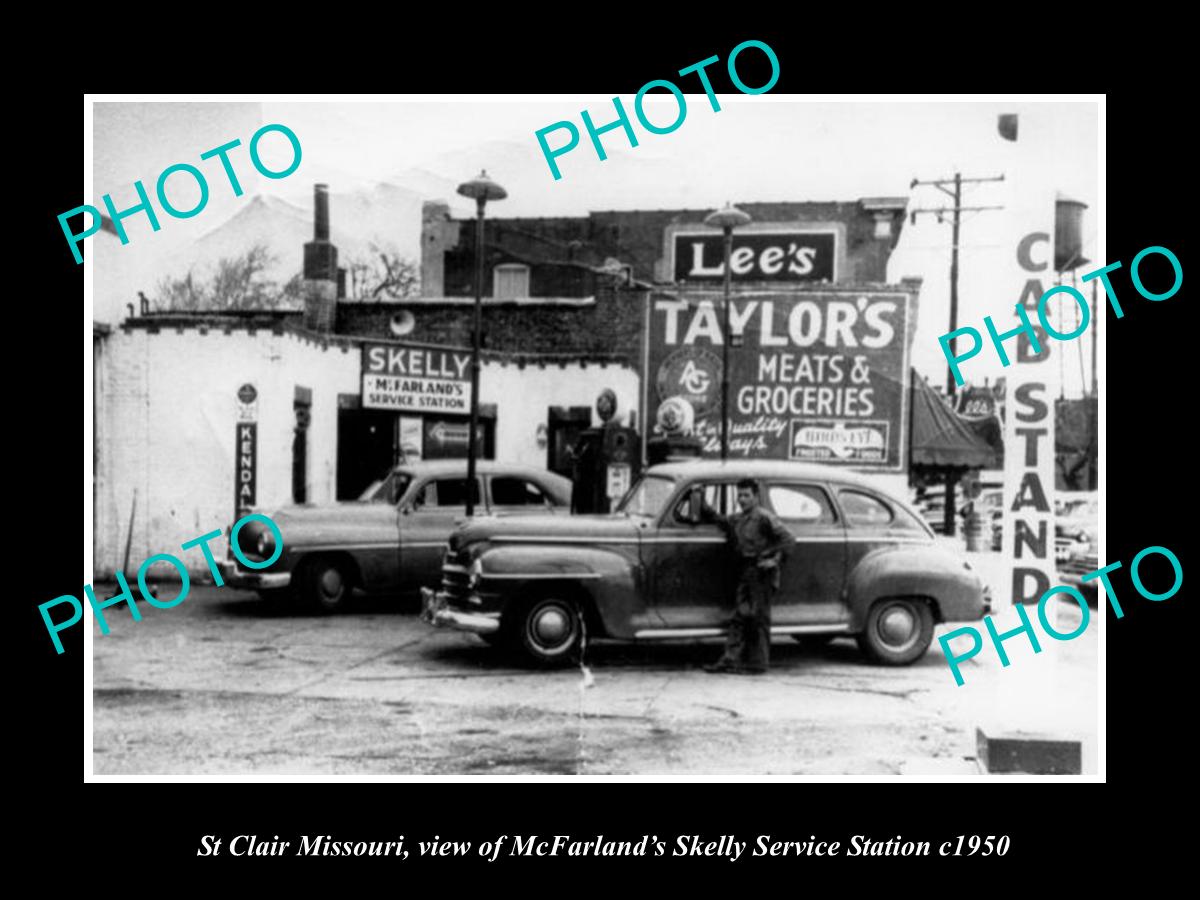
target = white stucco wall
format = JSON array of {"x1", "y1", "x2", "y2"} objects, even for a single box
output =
[{"x1": 94, "y1": 326, "x2": 361, "y2": 579}]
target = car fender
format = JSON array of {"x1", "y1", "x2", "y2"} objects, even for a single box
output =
[
  {"x1": 844, "y1": 542, "x2": 985, "y2": 629},
  {"x1": 476, "y1": 544, "x2": 643, "y2": 639}
]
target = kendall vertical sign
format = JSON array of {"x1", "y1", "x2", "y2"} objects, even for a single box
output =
[
  {"x1": 362, "y1": 342, "x2": 473, "y2": 414},
  {"x1": 235, "y1": 422, "x2": 257, "y2": 517},
  {"x1": 644, "y1": 290, "x2": 912, "y2": 470}
]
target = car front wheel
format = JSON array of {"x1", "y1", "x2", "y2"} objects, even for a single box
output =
[
  {"x1": 510, "y1": 595, "x2": 584, "y2": 667},
  {"x1": 299, "y1": 557, "x2": 352, "y2": 614},
  {"x1": 856, "y1": 598, "x2": 934, "y2": 665}
]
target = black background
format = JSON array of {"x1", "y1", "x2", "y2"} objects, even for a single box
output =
[{"x1": 17, "y1": 23, "x2": 1189, "y2": 884}]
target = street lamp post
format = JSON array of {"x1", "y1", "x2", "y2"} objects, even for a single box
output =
[
  {"x1": 703, "y1": 203, "x2": 752, "y2": 461},
  {"x1": 456, "y1": 170, "x2": 507, "y2": 516}
]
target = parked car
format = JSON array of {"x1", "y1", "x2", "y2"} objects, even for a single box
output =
[
  {"x1": 1055, "y1": 491, "x2": 1099, "y2": 597},
  {"x1": 422, "y1": 460, "x2": 990, "y2": 666},
  {"x1": 218, "y1": 460, "x2": 573, "y2": 612}
]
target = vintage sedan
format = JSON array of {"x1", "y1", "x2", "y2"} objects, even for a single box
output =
[
  {"x1": 422, "y1": 460, "x2": 990, "y2": 666},
  {"x1": 218, "y1": 460, "x2": 572, "y2": 612}
]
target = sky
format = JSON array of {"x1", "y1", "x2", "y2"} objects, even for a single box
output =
[{"x1": 92, "y1": 96, "x2": 1100, "y2": 396}]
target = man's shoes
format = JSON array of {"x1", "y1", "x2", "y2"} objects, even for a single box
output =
[
  {"x1": 738, "y1": 667, "x2": 768, "y2": 676},
  {"x1": 704, "y1": 661, "x2": 737, "y2": 673}
]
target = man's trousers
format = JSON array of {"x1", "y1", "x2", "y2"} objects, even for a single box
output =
[{"x1": 718, "y1": 564, "x2": 774, "y2": 670}]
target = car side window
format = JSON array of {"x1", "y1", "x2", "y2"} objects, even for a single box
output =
[
  {"x1": 766, "y1": 484, "x2": 835, "y2": 525},
  {"x1": 416, "y1": 477, "x2": 480, "y2": 508},
  {"x1": 890, "y1": 503, "x2": 930, "y2": 534},
  {"x1": 671, "y1": 482, "x2": 736, "y2": 524},
  {"x1": 838, "y1": 489, "x2": 894, "y2": 528},
  {"x1": 491, "y1": 477, "x2": 548, "y2": 506}
]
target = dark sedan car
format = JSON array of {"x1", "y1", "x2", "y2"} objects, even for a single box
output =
[
  {"x1": 218, "y1": 460, "x2": 572, "y2": 612},
  {"x1": 423, "y1": 460, "x2": 990, "y2": 666}
]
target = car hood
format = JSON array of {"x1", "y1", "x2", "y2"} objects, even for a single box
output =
[
  {"x1": 452, "y1": 513, "x2": 641, "y2": 547},
  {"x1": 260, "y1": 502, "x2": 396, "y2": 537}
]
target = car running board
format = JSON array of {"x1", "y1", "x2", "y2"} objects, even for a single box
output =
[{"x1": 633, "y1": 624, "x2": 853, "y2": 639}]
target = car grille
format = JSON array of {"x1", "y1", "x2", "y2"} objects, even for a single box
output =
[
  {"x1": 1059, "y1": 553, "x2": 1099, "y2": 578},
  {"x1": 440, "y1": 548, "x2": 472, "y2": 603}
]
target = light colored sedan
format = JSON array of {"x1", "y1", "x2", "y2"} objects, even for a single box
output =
[{"x1": 218, "y1": 460, "x2": 572, "y2": 613}]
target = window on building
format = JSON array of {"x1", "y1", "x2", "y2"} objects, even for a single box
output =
[
  {"x1": 766, "y1": 484, "x2": 835, "y2": 524},
  {"x1": 491, "y1": 477, "x2": 549, "y2": 507},
  {"x1": 838, "y1": 489, "x2": 894, "y2": 528},
  {"x1": 493, "y1": 264, "x2": 530, "y2": 299}
]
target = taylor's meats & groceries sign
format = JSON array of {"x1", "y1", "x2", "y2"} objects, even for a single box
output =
[
  {"x1": 362, "y1": 342, "x2": 473, "y2": 413},
  {"x1": 645, "y1": 291, "x2": 911, "y2": 471}
]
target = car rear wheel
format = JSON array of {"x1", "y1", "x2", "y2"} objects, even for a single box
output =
[
  {"x1": 509, "y1": 595, "x2": 584, "y2": 667},
  {"x1": 299, "y1": 557, "x2": 351, "y2": 614},
  {"x1": 856, "y1": 598, "x2": 934, "y2": 665}
]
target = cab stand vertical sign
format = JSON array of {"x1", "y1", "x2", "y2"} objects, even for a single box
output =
[
  {"x1": 236, "y1": 383, "x2": 258, "y2": 517},
  {"x1": 1000, "y1": 196, "x2": 1059, "y2": 610}
]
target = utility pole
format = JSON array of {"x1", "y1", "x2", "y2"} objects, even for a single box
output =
[
  {"x1": 910, "y1": 171, "x2": 1004, "y2": 538},
  {"x1": 910, "y1": 172, "x2": 1006, "y2": 396}
]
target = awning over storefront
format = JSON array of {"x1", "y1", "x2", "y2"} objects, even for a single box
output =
[{"x1": 909, "y1": 370, "x2": 998, "y2": 469}]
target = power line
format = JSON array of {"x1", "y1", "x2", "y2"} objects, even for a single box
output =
[{"x1": 909, "y1": 171, "x2": 1005, "y2": 540}]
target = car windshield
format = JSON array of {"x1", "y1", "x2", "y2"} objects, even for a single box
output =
[
  {"x1": 617, "y1": 475, "x2": 676, "y2": 518},
  {"x1": 359, "y1": 471, "x2": 412, "y2": 503},
  {"x1": 357, "y1": 479, "x2": 385, "y2": 501}
]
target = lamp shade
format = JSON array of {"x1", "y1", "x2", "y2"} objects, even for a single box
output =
[
  {"x1": 457, "y1": 170, "x2": 508, "y2": 203},
  {"x1": 704, "y1": 202, "x2": 752, "y2": 230}
]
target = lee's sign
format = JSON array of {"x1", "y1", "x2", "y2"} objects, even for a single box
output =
[
  {"x1": 362, "y1": 342, "x2": 472, "y2": 414},
  {"x1": 672, "y1": 229, "x2": 836, "y2": 283}
]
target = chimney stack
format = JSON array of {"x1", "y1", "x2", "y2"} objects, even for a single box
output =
[
  {"x1": 314, "y1": 183, "x2": 330, "y2": 241},
  {"x1": 303, "y1": 183, "x2": 339, "y2": 332}
]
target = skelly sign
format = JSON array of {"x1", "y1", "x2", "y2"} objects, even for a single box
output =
[
  {"x1": 362, "y1": 342, "x2": 473, "y2": 414},
  {"x1": 644, "y1": 290, "x2": 912, "y2": 470},
  {"x1": 671, "y1": 229, "x2": 837, "y2": 283}
]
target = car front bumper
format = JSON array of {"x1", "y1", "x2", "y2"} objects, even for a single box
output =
[
  {"x1": 420, "y1": 588, "x2": 501, "y2": 635},
  {"x1": 217, "y1": 561, "x2": 292, "y2": 590}
]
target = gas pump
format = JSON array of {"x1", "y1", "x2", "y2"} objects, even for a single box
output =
[
  {"x1": 646, "y1": 395, "x2": 703, "y2": 466},
  {"x1": 570, "y1": 389, "x2": 641, "y2": 514}
]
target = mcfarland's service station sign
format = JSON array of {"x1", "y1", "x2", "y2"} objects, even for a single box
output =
[{"x1": 362, "y1": 342, "x2": 473, "y2": 414}]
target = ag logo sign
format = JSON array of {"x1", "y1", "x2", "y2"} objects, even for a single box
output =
[{"x1": 656, "y1": 348, "x2": 720, "y2": 416}]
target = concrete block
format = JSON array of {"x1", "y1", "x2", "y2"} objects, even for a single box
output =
[{"x1": 976, "y1": 727, "x2": 1081, "y2": 774}]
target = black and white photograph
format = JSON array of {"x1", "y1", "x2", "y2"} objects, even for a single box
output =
[{"x1": 82, "y1": 93, "x2": 1102, "y2": 779}]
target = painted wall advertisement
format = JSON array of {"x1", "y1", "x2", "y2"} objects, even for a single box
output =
[
  {"x1": 645, "y1": 291, "x2": 912, "y2": 471},
  {"x1": 362, "y1": 342, "x2": 473, "y2": 414}
]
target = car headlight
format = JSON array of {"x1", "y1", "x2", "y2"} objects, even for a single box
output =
[{"x1": 255, "y1": 530, "x2": 275, "y2": 558}]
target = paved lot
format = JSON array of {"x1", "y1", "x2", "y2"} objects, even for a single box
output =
[{"x1": 92, "y1": 581, "x2": 1099, "y2": 776}]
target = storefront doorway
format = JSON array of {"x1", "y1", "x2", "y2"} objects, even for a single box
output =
[{"x1": 337, "y1": 408, "x2": 402, "y2": 500}]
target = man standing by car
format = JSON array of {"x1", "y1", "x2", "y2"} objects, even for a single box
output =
[{"x1": 701, "y1": 479, "x2": 794, "y2": 675}]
